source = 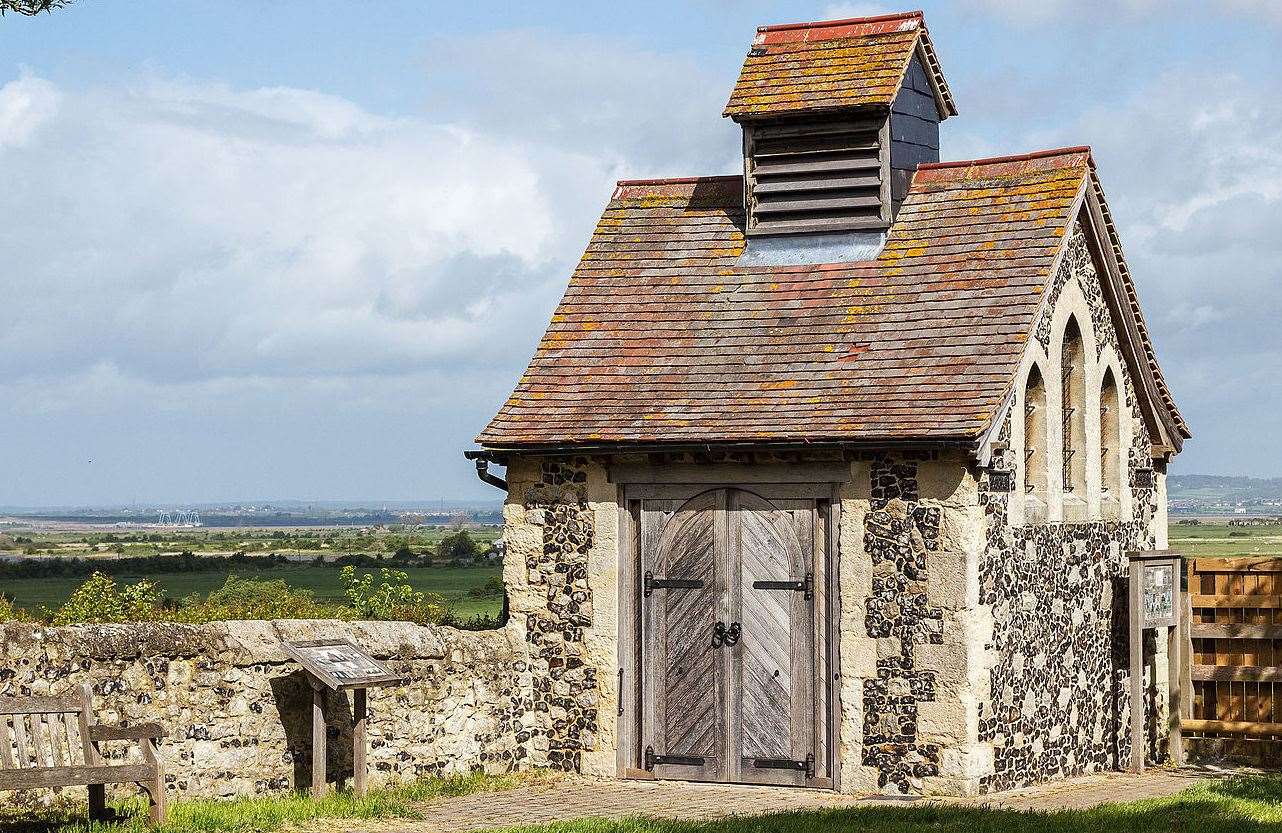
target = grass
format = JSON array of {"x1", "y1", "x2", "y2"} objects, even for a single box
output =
[
  {"x1": 2, "y1": 565, "x2": 504, "y2": 620},
  {"x1": 0, "y1": 770, "x2": 551, "y2": 833},
  {"x1": 1168, "y1": 522, "x2": 1282, "y2": 559}
]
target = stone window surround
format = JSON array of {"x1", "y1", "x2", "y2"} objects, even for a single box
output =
[{"x1": 1008, "y1": 278, "x2": 1134, "y2": 527}]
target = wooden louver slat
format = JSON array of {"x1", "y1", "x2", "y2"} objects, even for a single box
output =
[{"x1": 746, "y1": 118, "x2": 886, "y2": 236}]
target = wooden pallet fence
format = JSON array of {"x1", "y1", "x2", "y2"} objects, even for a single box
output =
[{"x1": 1182, "y1": 557, "x2": 1282, "y2": 764}]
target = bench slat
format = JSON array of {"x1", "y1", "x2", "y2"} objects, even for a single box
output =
[
  {"x1": 29, "y1": 714, "x2": 49, "y2": 768},
  {"x1": 0, "y1": 718, "x2": 12, "y2": 769},
  {"x1": 11, "y1": 716, "x2": 29, "y2": 768},
  {"x1": 0, "y1": 695, "x2": 84, "y2": 716},
  {"x1": 0, "y1": 763, "x2": 155, "y2": 790},
  {"x1": 62, "y1": 714, "x2": 82, "y2": 767},
  {"x1": 88, "y1": 723, "x2": 167, "y2": 742},
  {"x1": 47, "y1": 715, "x2": 66, "y2": 768}
]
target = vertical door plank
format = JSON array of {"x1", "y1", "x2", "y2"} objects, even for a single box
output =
[
  {"x1": 615, "y1": 496, "x2": 641, "y2": 775},
  {"x1": 642, "y1": 492, "x2": 723, "y2": 782},
  {"x1": 732, "y1": 492, "x2": 813, "y2": 786}
]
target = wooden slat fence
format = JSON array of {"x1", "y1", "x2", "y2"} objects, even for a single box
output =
[{"x1": 1183, "y1": 557, "x2": 1282, "y2": 763}]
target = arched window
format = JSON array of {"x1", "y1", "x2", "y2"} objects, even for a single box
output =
[
  {"x1": 1024, "y1": 364, "x2": 1048, "y2": 520},
  {"x1": 1100, "y1": 368, "x2": 1122, "y2": 519},
  {"x1": 1061, "y1": 317, "x2": 1087, "y2": 513}
]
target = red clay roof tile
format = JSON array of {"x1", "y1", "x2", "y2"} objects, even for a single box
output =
[
  {"x1": 477, "y1": 148, "x2": 1106, "y2": 449},
  {"x1": 724, "y1": 11, "x2": 956, "y2": 121}
]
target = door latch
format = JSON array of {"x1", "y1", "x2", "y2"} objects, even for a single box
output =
[
  {"x1": 711, "y1": 621, "x2": 741, "y2": 648},
  {"x1": 644, "y1": 745, "x2": 705, "y2": 770},
  {"x1": 751, "y1": 572, "x2": 813, "y2": 600},
  {"x1": 644, "y1": 570, "x2": 705, "y2": 597},
  {"x1": 752, "y1": 753, "x2": 815, "y2": 778}
]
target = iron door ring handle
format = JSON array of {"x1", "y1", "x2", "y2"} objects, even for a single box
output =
[{"x1": 712, "y1": 621, "x2": 741, "y2": 648}]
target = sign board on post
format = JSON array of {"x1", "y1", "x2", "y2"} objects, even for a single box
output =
[
  {"x1": 282, "y1": 639, "x2": 408, "y2": 797},
  {"x1": 1126, "y1": 551, "x2": 1183, "y2": 775},
  {"x1": 1140, "y1": 561, "x2": 1177, "y2": 629}
]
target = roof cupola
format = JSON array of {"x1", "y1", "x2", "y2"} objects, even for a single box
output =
[{"x1": 724, "y1": 11, "x2": 956, "y2": 237}]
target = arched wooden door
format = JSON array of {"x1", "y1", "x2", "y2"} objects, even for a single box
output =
[{"x1": 639, "y1": 487, "x2": 822, "y2": 786}]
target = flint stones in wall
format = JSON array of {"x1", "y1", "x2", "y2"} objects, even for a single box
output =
[
  {"x1": 1, "y1": 619, "x2": 526, "y2": 800},
  {"x1": 861, "y1": 457, "x2": 945, "y2": 794},
  {"x1": 979, "y1": 277, "x2": 1164, "y2": 792}
]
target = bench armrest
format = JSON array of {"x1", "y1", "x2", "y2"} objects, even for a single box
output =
[{"x1": 88, "y1": 722, "x2": 168, "y2": 742}]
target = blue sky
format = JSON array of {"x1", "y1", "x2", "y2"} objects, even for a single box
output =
[{"x1": 1, "y1": 0, "x2": 1279, "y2": 505}]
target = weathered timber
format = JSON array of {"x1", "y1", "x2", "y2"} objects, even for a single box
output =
[
  {"x1": 87, "y1": 722, "x2": 167, "y2": 742},
  {"x1": 1190, "y1": 623, "x2": 1282, "y2": 640},
  {"x1": 1182, "y1": 719, "x2": 1282, "y2": 738},
  {"x1": 0, "y1": 764, "x2": 156, "y2": 791},
  {"x1": 1191, "y1": 594, "x2": 1282, "y2": 609},
  {"x1": 0, "y1": 685, "x2": 165, "y2": 825},
  {"x1": 1191, "y1": 665, "x2": 1282, "y2": 683}
]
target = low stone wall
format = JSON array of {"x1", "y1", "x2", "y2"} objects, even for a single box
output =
[{"x1": 0, "y1": 619, "x2": 527, "y2": 799}]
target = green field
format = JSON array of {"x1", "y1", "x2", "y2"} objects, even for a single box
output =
[
  {"x1": 0, "y1": 525, "x2": 505, "y2": 622},
  {"x1": 1169, "y1": 521, "x2": 1282, "y2": 558},
  {"x1": 2, "y1": 521, "x2": 1274, "y2": 625},
  {"x1": 0, "y1": 564, "x2": 504, "y2": 619}
]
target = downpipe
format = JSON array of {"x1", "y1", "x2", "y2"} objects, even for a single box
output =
[{"x1": 463, "y1": 451, "x2": 508, "y2": 492}]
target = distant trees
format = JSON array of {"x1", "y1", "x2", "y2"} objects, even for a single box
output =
[{"x1": 436, "y1": 530, "x2": 481, "y2": 563}]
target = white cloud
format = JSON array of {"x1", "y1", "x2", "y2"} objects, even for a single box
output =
[
  {"x1": 419, "y1": 28, "x2": 739, "y2": 178},
  {"x1": 1063, "y1": 70, "x2": 1282, "y2": 472},
  {"x1": 0, "y1": 71, "x2": 625, "y2": 396},
  {"x1": 0, "y1": 72, "x2": 61, "y2": 148},
  {"x1": 0, "y1": 32, "x2": 742, "y2": 503}
]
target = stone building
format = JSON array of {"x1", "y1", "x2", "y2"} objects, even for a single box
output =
[{"x1": 470, "y1": 11, "x2": 1190, "y2": 796}]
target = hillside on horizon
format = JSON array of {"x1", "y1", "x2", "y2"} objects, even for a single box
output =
[{"x1": 1168, "y1": 474, "x2": 1282, "y2": 512}]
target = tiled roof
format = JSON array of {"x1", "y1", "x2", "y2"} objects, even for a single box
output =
[
  {"x1": 724, "y1": 11, "x2": 956, "y2": 121},
  {"x1": 477, "y1": 148, "x2": 1099, "y2": 450}
]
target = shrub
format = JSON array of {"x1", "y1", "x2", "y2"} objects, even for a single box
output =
[
  {"x1": 50, "y1": 572, "x2": 166, "y2": 625},
  {"x1": 181, "y1": 575, "x2": 345, "y2": 622},
  {"x1": 341, "y1": 566, "x2": 446, "y2": 625},
  {"x1": 0, "y1": 593, "x2": 31, "y2": 622},
  {"x1": 468, "y1": 576, "x2": 505, "y2": 598}
]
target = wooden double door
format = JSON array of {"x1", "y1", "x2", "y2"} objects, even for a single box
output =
[{"x1": 637, "y1": 487, "x2": 829, "y2": 786}]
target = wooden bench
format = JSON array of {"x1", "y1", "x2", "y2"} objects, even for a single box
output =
[{"x1": 0, "y1": 683, "x2": 167, "y2": 825}]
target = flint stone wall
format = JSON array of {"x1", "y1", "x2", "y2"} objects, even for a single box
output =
[{"x1": 1, "y1": 619, "x2": 528, "y2": 800}]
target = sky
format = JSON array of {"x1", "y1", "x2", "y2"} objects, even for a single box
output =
[{"x1": 1, "y1": 0, "x2": 1279, "y2": 506}]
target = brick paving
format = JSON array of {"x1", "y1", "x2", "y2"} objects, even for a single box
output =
[{"x1": 356, "y1": 766, "x2": 1231, "y2": 832}]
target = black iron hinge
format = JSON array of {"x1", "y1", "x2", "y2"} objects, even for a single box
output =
[
  {"x1": 751, "y1": 572, "x2": 813, "y2": 600},
  {"x1": 644, "y1": 745, "x2": 705, "y2": 770},
  {"x1": 643, "y1": 571, "x2": 705, "y2": 597},
  {"x1": 752, "y1": 753, "x2": 814, "y2": 778}
]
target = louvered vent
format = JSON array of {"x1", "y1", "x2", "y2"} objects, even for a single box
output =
[{"x1": 743, "y1": 116, "x2": 888, "y2": 236}]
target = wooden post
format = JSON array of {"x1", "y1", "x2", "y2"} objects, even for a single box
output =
[
  {"x1": 78, "y1": 683, "x2": 107, "y2": 821},
  {"x1": 1167, "y1": 621, "x2": 1182, "y2": 766},
  {"x1": 141, "y1": 736, "x2": 167, "y2": 825},
  {"x1": 352, "y1": 688, "x2": 367, "y2": 796},
  {"x1": 1129, "y1": 565, "x2": 1145, "y2": 774},
  {"x1": 1168, "y1": 558, "x2": 1187, "y2": 766},
  {"x1": 311, "y1": 684, "x2": 327, "y2": 797}
]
